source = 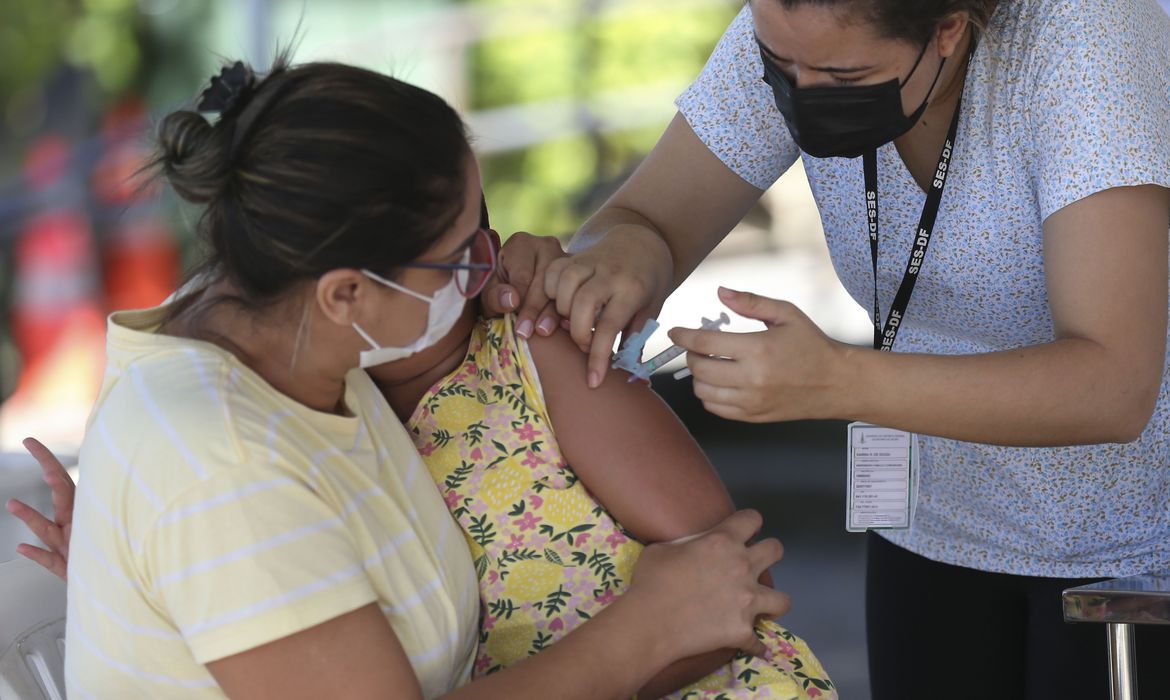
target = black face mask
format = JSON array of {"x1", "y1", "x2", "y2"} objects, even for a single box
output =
[{"x1": 761, "y1": 40, "x2": 945, "y2": 159}]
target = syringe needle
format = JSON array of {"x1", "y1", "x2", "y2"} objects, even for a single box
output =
[{"x1": 635, "y1": 312, "x2": 731, "y2": 381}]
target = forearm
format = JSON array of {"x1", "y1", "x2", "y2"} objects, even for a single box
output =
[
  {"x1": 568, "y1": 114, "x2": 764, "y2": 294},
  {"x1": 837, "y1": 337, "x2": 1161, "y2": 446},
  {"x1": 442, "y1": 593, "x2": 672, "y2": 700},
  {"x1": 637, "y1": 649, "x2": 736, "y2": 700},
  {"x1": 570, "y1": 206, "x2": 716, "y2": 292}
]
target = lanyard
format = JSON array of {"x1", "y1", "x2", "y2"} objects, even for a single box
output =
[{"x1": 863, "y1": 96, "x2": 962, "y2": 352}]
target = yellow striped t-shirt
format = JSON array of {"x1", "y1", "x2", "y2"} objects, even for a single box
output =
[{"x1": 65, "y1": 306, "x2": 479, "y2": 699}]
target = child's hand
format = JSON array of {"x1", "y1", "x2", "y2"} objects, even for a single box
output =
[{"x1": 5, "y1": 437, "x2": 75, "y2": 580}]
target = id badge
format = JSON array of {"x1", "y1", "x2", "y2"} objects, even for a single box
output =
[{"x1": 846, "y1": 422, "x2": 918, "y2": 532}]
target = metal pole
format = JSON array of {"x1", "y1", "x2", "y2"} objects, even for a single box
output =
[
  {"x1": 246, "y1": 0, "x2": 273, "y2": 70},
  {"x1": 1107, "y1": 622, "x2": 1137, "y2": 700}
]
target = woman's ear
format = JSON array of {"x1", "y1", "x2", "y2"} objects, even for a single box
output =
[
  {"x1": 316, "y1": 269, "x2": 367, "y2": 327},
  {"x1": 936, "y1": 13, "x2": 971, "y2": 59}
]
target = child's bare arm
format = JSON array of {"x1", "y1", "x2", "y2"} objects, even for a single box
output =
[
  {"x1": 525, "y1": 329, "x2": 750, "y2": 698},
  {"x1": 525, "y1": 328, "x2": 735, "y2": 543}
]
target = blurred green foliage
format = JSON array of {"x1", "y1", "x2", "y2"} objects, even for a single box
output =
[
  {"x1": 0, "y1": 0, "x2": 737, "y2": 240},
  {"x1": 0, "y1": 0, "x2": 145, "y2": 105},
  {"x1": 468, "y1": 0, "x2": 737, "y2": 238}
]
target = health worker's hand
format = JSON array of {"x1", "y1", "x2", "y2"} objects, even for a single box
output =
[
  {"x1": 669, "y1": 287, "x2": 851, "y2": 423},
  {"x1": 480, "y1": 230, "x2": 568, "y2": 340},
  {"x1": 544, "y1": 225, "x2": 674, "y2": 388}
]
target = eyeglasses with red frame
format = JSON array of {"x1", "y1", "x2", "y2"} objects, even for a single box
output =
[{"x1": 402, "y1": 227, "x2": 498, "y2": 299}]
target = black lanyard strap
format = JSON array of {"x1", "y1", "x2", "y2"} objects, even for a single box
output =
[{"x1": 862, "y1": 96, "x2": 962, "y2": 352}]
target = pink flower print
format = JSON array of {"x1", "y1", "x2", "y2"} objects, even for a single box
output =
[
  {"x1": 548, "y1": 617, "x2": 564, "y2": 633},
  {"x1": 605, "y1": 531, "x2": 628, "y2": 549},
  {"x1": 521, "y1": 450, "x2": 544, "y2": 469},
  {"x1": 575, "y1": 532, "x2": 591, "y2": 547},
  {"x1": 499, "y1": 347, "x2": 512, "y2": 367},
  {"x1": 482, "y1": 614, "x2": 497, "y2": 631},
  {"x1": 514, "y1": 511, "x2": 543, "y2": 532},
  {"x1": 466, "y1": 362, "x2": 478, "y2": 375},
  {"x1": 470, "y1": 446, "x2": 484, "y2": 461},
  {"x1": 443, "y1": 490, "x2": 461, "y2": 509},
  {"x1": 418, "y1": 442, "x2": 436, "y2": 457},
  {"x1": 528, "y1": 494, "x2": 543, "y2": 509},
  {"x1": 508, "y1": 533, "x2": 526, "y2": 548},
  {"x1": 474, "y1": 653, "x2": 492, "y2": 674},
  {"x1": 776, "y1": 640, "x2": 798, "y2": 658},
  {"x1": 594, "y1": 588, "x2": 616, "y2": 606},
  {"x1": 808, "y1": 689, "x2": 822, "y2": 698},
  {"x1": 514, "y1": 422, "x2": 538, "y2": 442},
  {"x1": 487, "y1": 570, "x2": 499, "y2": 584}
]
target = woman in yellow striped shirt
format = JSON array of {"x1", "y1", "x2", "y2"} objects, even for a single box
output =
[{"x1": 5, "y1": 57, "x2": 786, "y2": 700}]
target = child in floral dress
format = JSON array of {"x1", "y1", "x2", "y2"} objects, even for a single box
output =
[
  {"x1": 10, "y1": 211, "x2": 837, "y2": 698},
  {"x1": 406, "y1": 313, "x2": 836, "y2": 700}
]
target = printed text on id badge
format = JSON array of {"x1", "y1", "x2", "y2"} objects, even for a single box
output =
[{"x1": 846, "y1": 423, "x2": 916, "y2": 532}]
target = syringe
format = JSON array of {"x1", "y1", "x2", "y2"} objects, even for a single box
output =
[{"x1": 639, "y1": 312, "x2": 730, "y2": 381}]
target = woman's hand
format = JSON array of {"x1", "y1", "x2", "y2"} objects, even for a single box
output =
[
  {"x1": 627, "y1": 508, "x2": 789, "y2": 661},
  {"x1": 480, "y1": 231, "x2": 568, "y2": 339},
  {"x1": 668, "y1": 287, "x2": 850, "y2": 423},
  {"x1": 546, "y1": 224, "x2": 674, "y2": 387},
  {"x1": 4, "y1": 438, "x2": 75, "y2": 580}
]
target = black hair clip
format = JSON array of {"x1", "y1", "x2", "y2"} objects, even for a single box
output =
[{"x1": 196, "y1": 61, "x2": 256, "y2": 116}]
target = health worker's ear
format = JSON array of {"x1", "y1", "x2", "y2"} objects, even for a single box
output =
[
  {"x1": 935, "y1": 13, "x2": 970, "y2": 59},
  {"x1": 316, "y1": 268, "x2": 374, "y2": 327}
]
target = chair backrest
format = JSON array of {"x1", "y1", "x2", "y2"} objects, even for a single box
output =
[
  {"x1": 0, "y1": 556, "x2": 67, "y2": 700},
  {"x1": 0, "y1": 454, "x2": 57, "y2": 563}
]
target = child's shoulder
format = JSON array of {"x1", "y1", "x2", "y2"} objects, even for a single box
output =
[{"x1": 468, "y1": 313, "x2": 597, "y2": 409}]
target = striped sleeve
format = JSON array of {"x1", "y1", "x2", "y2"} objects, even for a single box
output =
[{"x1": 141, "y1": 466, "x2": 378, "y2": 664}]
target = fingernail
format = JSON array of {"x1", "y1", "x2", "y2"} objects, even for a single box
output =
[
  {"x1": 502, "y1": 290, "x2": 518, "y2": 308},
  {"x1": 588, "y1": 371, "x2": 600, "y2": 389},
  {"x1": 517, "y1": 319, "x2": 534, "y2": 338},
  {"x1": 5, "y1": 500, "x2": 15, "y2": 513},
  {"x1": 718, "y1": 286, "x2": 737, "y2": 299},
  {"x1": 537, "y1": 317, "x2": 556, "y2": 336}
]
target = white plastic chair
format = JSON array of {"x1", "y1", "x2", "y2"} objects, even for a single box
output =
[
  {"x1": 0, "y1": 558, "x2": 66, "y2": 700},
  {"x1": 1, "y1": 452, "x2": 69, "y2": 700}
]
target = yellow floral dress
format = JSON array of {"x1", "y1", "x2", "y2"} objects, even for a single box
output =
[{"x1": 406, "y1": 316, "x2": 837, "y2": 699}]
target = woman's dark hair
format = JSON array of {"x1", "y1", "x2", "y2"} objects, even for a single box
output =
[
  {"x1": 150, "y1": 54, "x2": 471, "y2": 305},
  {"x1": 776, "y1": 0, "x2": 999, "y2": 45}
]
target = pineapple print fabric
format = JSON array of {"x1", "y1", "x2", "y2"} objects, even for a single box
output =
[{"x1": 407, "y1": 316, "x2": 836, "y2": 699}]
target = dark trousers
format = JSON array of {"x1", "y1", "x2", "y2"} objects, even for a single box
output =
[{"x1": 866, "y1": 532, "x2": 1170, "y2": 700}]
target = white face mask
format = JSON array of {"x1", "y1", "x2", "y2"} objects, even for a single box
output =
[{"x1": 352, "y1": 268, "x2": 466, "y2": 368}]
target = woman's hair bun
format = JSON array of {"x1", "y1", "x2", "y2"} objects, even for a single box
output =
[
  {"x1": 151, "y1": 60, "x2": 264, "y2": 205},
  {"x1": 155, "y1": 107, "x2": 230, "y2": 205}
]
